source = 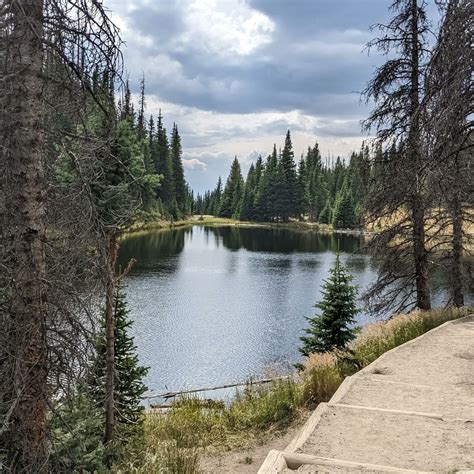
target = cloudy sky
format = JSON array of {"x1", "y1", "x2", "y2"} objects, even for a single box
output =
[{"x1": 105, "y1": 1, "x2": 407, "y2": 193}]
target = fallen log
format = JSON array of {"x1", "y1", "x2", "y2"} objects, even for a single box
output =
[
  {"x1": 143, "y1": 375, "x2": 292, "y2": 400},
  {"x1": 150, "y1": 398, "x2": 226, "y2": 410}
]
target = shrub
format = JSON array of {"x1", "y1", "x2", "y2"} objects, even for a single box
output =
[{"x1": 50, "y1": 394, "x2": 105, "y2": 473}]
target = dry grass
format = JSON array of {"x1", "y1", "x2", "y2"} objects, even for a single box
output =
[
  {"x1": 347, "y1": 307, "x2": 471, "y2": 368},
  {"x1": 365, "y1": 207, "x2": 474, "y2": 250},
  {"x1": 117, "y1": 307, "x2": 471, "y2": 473}
]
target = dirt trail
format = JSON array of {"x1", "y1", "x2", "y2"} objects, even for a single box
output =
[{"x1": 260, "y1": 315, "x2": 474, "y2": 473}]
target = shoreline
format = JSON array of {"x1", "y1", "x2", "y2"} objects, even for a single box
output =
[
  {"x1": 121, "y1": 215, "x2": 474, "y2": 252},
  {"x1": 121, "y1": 215, "x2": 371, "y2": 237}
]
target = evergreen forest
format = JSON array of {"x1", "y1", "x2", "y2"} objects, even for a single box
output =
[{"x1": 195, "y1": 131, "x2": 370, "y2": 229}]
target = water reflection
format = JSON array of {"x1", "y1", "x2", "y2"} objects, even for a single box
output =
[
  {"x1": 118, "y1": 227, "x2": 190, "y2": 271},
  {"x1": 117, "y1": 225, "x2": 470, "y2": 397},
  {"x1": 210, "y1": 226, "x2": 364, "y2": 253}
]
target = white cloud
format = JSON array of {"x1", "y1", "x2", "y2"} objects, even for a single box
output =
[
  {"x1": 108, "y1": 0, "x2": 375, "y2": 191},
  {"x1": 139, "y1": 92, "x2": 367, "y2": 157},
  {"x1": 182, "y1": 0, "x2": 275, "y2": 58},
  {"x1": 183, "y1": 158, "x2": 208, "y2": 170}
]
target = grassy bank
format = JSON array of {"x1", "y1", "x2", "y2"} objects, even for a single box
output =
[
  {"x1": 123, "y1": 215, "x2": 366, "y2": 236},
  {"x1": 116, "y1": 307, "x2": 471, "y2": 473}
]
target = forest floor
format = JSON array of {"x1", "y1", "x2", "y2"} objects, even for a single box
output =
[{"x1": 199, "y1": 420, "x2": 305, "y2": 473}]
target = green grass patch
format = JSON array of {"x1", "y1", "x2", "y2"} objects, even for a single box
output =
[{"x1": 123, "y1": 214, "x2": 351, "y2": 235}]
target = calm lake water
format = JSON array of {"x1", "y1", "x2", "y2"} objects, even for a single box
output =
[{"x1": 117, "y1": 225, "x2": 461, "y2": 400}]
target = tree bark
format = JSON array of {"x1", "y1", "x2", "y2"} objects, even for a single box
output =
[
  {"x1": 450, "y1": 157, "x2": 464, "y2": 307},
  {"x1": 409, "y1": 0, "x2": 431, "y2": 310},
  {"x1": 411, "y1": 195, "x2": 431, "y2": 309},
  {"x1": 2, "y1": 0, "x2": 49, "y2": 470},
  {"x1": 104, "y1": 232, "x2": 118, "y2": 457}
]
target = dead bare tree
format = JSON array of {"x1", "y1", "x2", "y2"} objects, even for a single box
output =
[
  {"x1": 363, "y1": 0, "x2": 434, "y2": 313},
  {"x1": 0, "y1": 2, "x2": 49, "y2": 470},
  {"x1": 424, "y1": 0, "x2": 473, "y2": 307},
  {"x1": 0, "y1": 1, "x2": 121, "y2": 470}
]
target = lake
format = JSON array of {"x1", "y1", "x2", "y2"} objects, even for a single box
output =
[{"x1": 118, "y1": 225, "x2": 459, "y2": 400}]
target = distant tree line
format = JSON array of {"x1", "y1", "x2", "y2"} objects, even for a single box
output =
[
  {"x1": 195, "y1": 130, "x2": 371, "y2": 230},
  {"x1": 115, "y1": 77, "x2": 193, "y2": 220}
]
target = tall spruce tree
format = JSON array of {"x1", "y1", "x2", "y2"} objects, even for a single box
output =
[
  {"x1": 332, "y1": 179, "x2": 357, "y2": 229},
  {"x1": 136, "y1": 74, "x2": 146, "y2": 139},
  {"x1": 170, "y1": 123, "x2": 186, "y2": 213},
  {"x1": 330, "y1": 156, "x2": 346, "y2": 202},
  {"x1": 120, "y1": 80, "x2": 133, "y2": 121},
  {"x1": 319, "y1": 199, "x2": 332, "y2": 225},
  {"x1": 255, "y1": 146, "x2": 278, "y2": 221},
  {"x1": 152, "y1": 111, "x2": 174, "y2": 204},
  {"x1": 253, "y1": 155, "x2": 263, "y2": 189},
  {"x1": 144, "y1": 115, "x2": 155, "y2": 174},
  {"x1": 296, "y1": 155, "x2": 306, "y2": 219},
  {"x1": 219, "y1": 157, "x2": 244, "y2": 218},
  {"x1": 300, "y1": 254, "x2": 359, "y2": 356},
  {"x1": 305, "y1": 143, "x2": 326, "y2": 222},
  {"x1": 240, "y1": 163, "x2": 257, "y2": 221},
  {"x1": 277, "y1": 130, "x2": 298, "y2": 221},
  {"x1": 211, "y1": 176, "x2": 223, "y2": 215}
]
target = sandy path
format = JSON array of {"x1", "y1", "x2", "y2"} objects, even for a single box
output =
[{"x1": 260, "y1": 315, "x2": 474, "y2": 473}]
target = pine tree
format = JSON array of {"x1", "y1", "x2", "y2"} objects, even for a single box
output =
[
  {"x1": 152, "y1": 111, "x2": 173, "y2": 204},
  {"x1": 89, "y1": 285, "x2": 149, "y2": 437},
  {"x1": 170, "y1": 123, "x2": 186, "y2": 214},
  {"x1": 50, "y1": 394, "x2": 104, "y2": 472},
  {"x1": 210, "y1": 176, "x2": 223, "y2": 215},
  {"x1": 319, "y1": 199, "x2": 332, "y2": 225},
  {"x1": 219, "y1": 157, "x2": 244, "y2": 218},
  {"x1": 296, "y1": 155, "x2": 306, "y2": 219},
  {"x1": 120, "y1": 80, "x2": 133, "y2": 121},
  {"x1": 253, "y1": 155, "x2": 263, "y2": 189},
  {"x1": 240, "y1": 163, "x2": 257, "y2": 221},
  {"x1": 148, "y1": 115, "x2": 155, "y2": 144},
  {"x1": 363, "y1": 0, "x2": 432, "y2": 311},
  {"x1": 300, "y1": 254, "x2": 359, "y2": 356},
  {"x1": 142, "y1": 115, "x2": 155, "y2": 177},
  {"x1": 330, "y1": 156, "x2": 346, "y2": 202},
  {"x1": 305, "y1": 143, "x2": 325, "y2": 221},
  {"x1": 136, "y1": 74, "x2": 146, "y2": 139},
  {"x1": 277, "y1": 130, "x2": 298, "y2": 221},
  {"x1": 332, "y1": 180, "x2": 357, "y2": 229},
  {"x1": 255, "y1": 146, "x2": 278, "y2": 221}
]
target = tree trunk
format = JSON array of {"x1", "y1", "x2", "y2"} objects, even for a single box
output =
[
  {"x1": 104, "y1": 232, "x2": 118, "y2": 458},
  {"x1": 409, "y1": 0, "x2": 431, "y2": 310},
  {"x1": 411, "y1": 196, "x2": 431, "y2": 309},
  {"x1": 2, "y1": 0, "x2": 49, "y2": 470},
  {"x1": 450, "y1": 177, "x2": 464, "y2": 307}
]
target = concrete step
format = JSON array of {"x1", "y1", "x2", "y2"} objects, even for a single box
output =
[
  {"x1": 299, "y1": 403, "x2": 474, "y2": 472},
  {"x1": 332, "y1": 374, "x2": 474, "y2": 419}
]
